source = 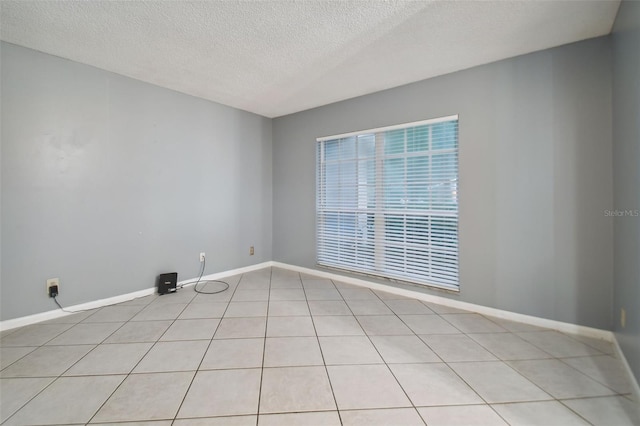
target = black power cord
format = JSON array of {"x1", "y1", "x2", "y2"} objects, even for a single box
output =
[
  {"x1": 52, "y1": 292, "x2": 152, "y2": 314},
  {"x1": 180, "y1": 257, "x2": 230, "y2": 295},
  {"x1": 54, "y1": 257, "x2": 229, "y2": 313},
  {"x1": 53, "y1": 296, "x2": 75, "y2": 313}
]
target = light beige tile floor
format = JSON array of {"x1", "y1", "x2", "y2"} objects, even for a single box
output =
[{"x1": 1, "y1": 267, "x2": 639, "y2": 425}]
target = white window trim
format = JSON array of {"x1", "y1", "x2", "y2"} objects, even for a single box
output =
[
  {"x1": 316, "y1": 115, "x2": 460, "y2": 292},
  {"x1": 317, "y1": 114, "x2": 459, "y2": 142}
]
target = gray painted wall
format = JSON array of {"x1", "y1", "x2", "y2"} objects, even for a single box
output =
[
  {"x1": 1, "y1": 42, "x2": 272, "y2": 321},
  {"x1": 612, "y1": 0, "x2": 640, "y2": 383},
  {"x1": 0, "y1": 31, "x2": 623, "y2": 343},
  {"x1": 273, "y1": 37, "x2": 613, "y2": 330}
]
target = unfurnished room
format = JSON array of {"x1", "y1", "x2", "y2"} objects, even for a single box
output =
[{"x1": 0, "y1": 0, "x2": 639, "y2": 425}]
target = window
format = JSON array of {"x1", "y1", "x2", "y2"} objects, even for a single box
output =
[{"x1": 316, "y1": 115, "x2": 459, "y2": 290}]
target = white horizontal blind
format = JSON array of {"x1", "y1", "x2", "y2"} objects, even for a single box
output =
[{"x1": 316, "y1": 116, "x2": 459, "y2": 290}]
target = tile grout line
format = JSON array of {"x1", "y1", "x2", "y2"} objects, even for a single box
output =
[
  {"x1": 84, "y1": 292, "x2": 196, "y2": 424},
  {"x1": 450, "y1": 330, "x2": 603, "y2": 424},
  {"x1": 554, "y1": 356, "x2": 628, "y2": 397},
  {"x1": 555, "y1": 399, "x2": 602, "y2": 426},
  {"x1": 301, "y1": 274, "x2": 344, "y2": 426},
  {"x1": 372, "y1": 289, "x2": 513, "y2": 425},
  {"x1": 425, "y1": 326, "x2": 555, "y2": 415},
  {"x1": 86, "y1": 277, "x2": 232, "y2": 423},
  {"x1": 1, "y1": 267, "x2": 635, "y2": 425},
  {"x1": 1, "y1": 303, "x2": 143, "y2": 425},
  {"x1": 0, "y1": 346, "x2": 39, "y2": 371},
  {"x1": 169, "y1": 274, "x2": 242, "y2": 424},
  {"x1": 2, "y1": 300, "x2": 162, "y2": 423},
  {"x1": 497, "y1": 331, "x2": 626, "y2": 405},
  {"x1": 255, "y1": 267, "x2": 273, "y2": 426},
  {"x1": 324, "y1": 283, "x2": 581, "y2": 422},
  {"x1": 342, "y1": 284, "x2": 427, "y2": 425}
]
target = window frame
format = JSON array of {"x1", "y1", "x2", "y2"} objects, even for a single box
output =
[{"x1": 316, "y1": 115, "x2": 460, "y2": 292}]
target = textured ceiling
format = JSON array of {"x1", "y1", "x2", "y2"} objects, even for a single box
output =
[{"x1": 0, "y1": 1, "x2": 620, "y2": 118}]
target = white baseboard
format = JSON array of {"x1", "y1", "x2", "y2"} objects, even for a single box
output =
[
  {"x1": 0, "y1": 260, "x2": 615, "y2": 342},
  {"x1": 612, "y1": 336, "x2": 640, "y2": 402},
  {"x1": 177, "y1": 261, "x2": 273, "y2": 288},
  {"x1": 0, "y1": 260, "x2": 617, "y2": 340},
  {"x1": 272, "y1": 261, "x2": 614, "y2": 342},
  {"x1": 3, "y1": 259, "x2": 638, "y2": 400},
  {"x1": 274, "y1": 261, "x2": 640, "y2": 399},
  {"x1": 0, "y1": 261, "x2": 272, "y2": 332},
  {"x1": 0, "y1": 287, "x2": 156, "y2": 332}
]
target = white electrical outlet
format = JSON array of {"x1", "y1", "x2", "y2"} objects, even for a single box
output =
[
  {"x1": 200, "y1": 252, "x2": 206, "y2": 262},
  {"x1": 46, "y1": 278, "x2": 59, "y2": 295}
]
